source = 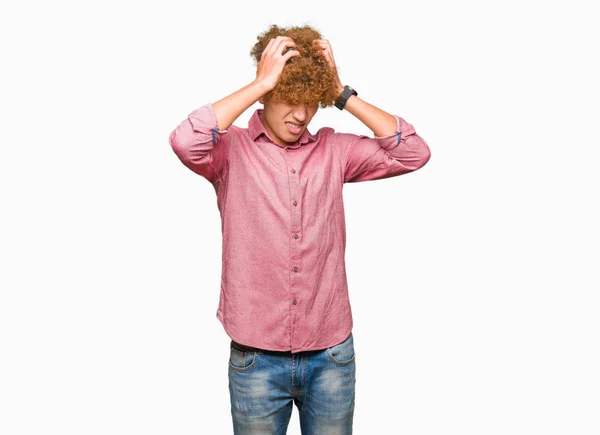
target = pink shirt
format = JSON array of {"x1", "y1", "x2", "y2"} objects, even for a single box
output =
[{"x1": 169, "y1": 102, "x2": 431, "y2": 352}]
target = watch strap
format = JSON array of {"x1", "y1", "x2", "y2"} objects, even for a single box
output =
[{"x1": 335, "y1": 85, "x2": 358, "y2": 110}]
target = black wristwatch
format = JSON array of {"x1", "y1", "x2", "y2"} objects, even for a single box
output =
[{"x1": 334, "y1": 85, "x2": 358, "y2": 110}]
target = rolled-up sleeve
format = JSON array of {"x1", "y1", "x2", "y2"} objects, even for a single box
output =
[
  {"x1": 342, "y1": 115, "x2": 431, "y2": 183},
  {"x1": 168, "y1": 102, "x2": 232, "y2": 185}
]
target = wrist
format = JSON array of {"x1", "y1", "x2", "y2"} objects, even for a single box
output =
[
  {"x1": 252, "y1": 79, "x2": 273, "y2": 95},
  {"x1": 334, "y1": 85, "x2": 358, "y2": 110}
]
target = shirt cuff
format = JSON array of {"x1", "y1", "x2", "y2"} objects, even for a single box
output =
[
  {"x1": 373, "y1": 115, "x2": 417, "y2": 150},
  {"x1": 187, "y1": 102, "x2": 230, "y2": 144}
]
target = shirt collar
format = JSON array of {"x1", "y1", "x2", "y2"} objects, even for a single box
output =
[{"x1": 249, "y1": 108, "x2": 317, "y2": 149}]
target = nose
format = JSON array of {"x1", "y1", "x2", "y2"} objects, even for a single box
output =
[{"x1": 292, "y1": 105, "x2": 308, "y2": 122}]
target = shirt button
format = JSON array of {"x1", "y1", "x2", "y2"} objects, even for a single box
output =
[
  {"x1": 292, "y1": 267, "x2": 298, "y2": 273},
  {"x1": 292, "y1": 299, "x2": 297, "y2": 305},
  {"x1": 291, "y1": 169, "x2": 296, "y2": 174},
  {"x1": 293, "y1": 233, "x2": 299, "y2": 239},
  {"x1": 293, "y1": 200, "x2": 298, "y2": 206}
]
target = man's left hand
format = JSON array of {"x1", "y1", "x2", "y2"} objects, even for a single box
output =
[{"x1": 313, "y1": 39, "x2": 344, "y2": 95}]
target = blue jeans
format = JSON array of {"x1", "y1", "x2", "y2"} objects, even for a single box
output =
[{"x1": 228, "y1": 332, "x2": 356, "y2": 434}]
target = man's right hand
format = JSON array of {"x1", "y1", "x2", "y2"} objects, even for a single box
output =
[
  {"x1": 210, "y1": 37, "x2": 300, "y2": 132},
  {"x1": 255, "y1": 36, "x2": 300, "y2": 92}
]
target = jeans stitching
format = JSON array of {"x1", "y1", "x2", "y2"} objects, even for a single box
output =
[{"x1": 229, "y1": 349, "x2": 257, "y2": 371}]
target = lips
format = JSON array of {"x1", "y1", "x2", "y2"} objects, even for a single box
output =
[{"x1": 286, "y1": 122, "x2": 303, "y2": 135}]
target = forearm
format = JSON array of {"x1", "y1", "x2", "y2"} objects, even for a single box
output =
[
  {"x1": 212, "y1": 80, "x2": 270, "y2": 131},
  {"x1": 342, "y1": 92, "x2": 398, "y2": 138}
]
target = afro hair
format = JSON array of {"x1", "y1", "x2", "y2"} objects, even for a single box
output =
[{"x1": 250, "y1": 24, "x2": 340, "y2": 108}]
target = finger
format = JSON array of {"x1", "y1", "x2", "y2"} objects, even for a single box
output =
[
  {"x1": 282, "y1": 46, "x2": 300, "y2": 57},
  {"x1": 264, "y1": 36, "x2": 288, "y2": 55},
  {"x1": 261, "y1": 38, "x2": 276, "y2": 58},
  {"x1": 282, "y1": 48, "x2": 300, "y2": 61},
  {"x1": 322, "y1": 46, "x2": 335, "y2": 61},
  {"x1": 275, "y1": 39, "x2": 298, "y2": 57},
  {"x1": 323, "y1": 52, "x2": 336, "y2": 67}
]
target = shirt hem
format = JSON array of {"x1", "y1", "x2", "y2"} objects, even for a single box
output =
[{"x1": 217, "y1": 315, "x2": 353, "y2": 353}]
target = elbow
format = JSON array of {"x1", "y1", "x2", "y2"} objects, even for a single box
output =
[
  {"x1": 168, "y1": 129, "x2": 179, "y2": 151},
  {"x1": 169, "y1": 128, "x2": 213, "y2": 168},
  {"x1": 417, "y1": 144, "x2": 431, "y2": 169},
  {"x1": 169, "y1": 128, "x2": 192, "y2": 163},
  {"x1": 403, "y1": 134, "x2": 431, "y2": 171}
]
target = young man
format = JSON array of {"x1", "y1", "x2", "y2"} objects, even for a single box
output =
[{"x1": 169, "y1": 25, "x2": 431, "y2": 434}]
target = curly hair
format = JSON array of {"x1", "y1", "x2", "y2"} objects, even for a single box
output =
[{"x1": 250, "y1": 24, "x2": 339, "y2": 108}]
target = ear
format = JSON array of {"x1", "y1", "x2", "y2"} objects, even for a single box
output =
[{"x1": 258, "y1": 96, "x2": 264, "y2": 104}]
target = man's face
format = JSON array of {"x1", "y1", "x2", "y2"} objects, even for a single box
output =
[{"x1": 259, "y1": 95, "x2": 319, "y2": 147}]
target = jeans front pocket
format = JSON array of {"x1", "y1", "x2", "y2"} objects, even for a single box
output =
[
  {"x1": 326, "y1": 332, "x2": 356, "y2": 366},
  {"x1": 229, "y1": 344, "x2": 257, "y2": 371}
]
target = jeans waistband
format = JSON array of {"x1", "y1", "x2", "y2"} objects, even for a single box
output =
[
  {"x1": 231, "y1": 339, "x2": 325, "y2": 356},
  {"x1": 230, "y1": 339, "x2": 293, "y2": 355}
]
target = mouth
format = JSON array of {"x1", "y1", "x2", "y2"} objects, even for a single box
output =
[{"x1": 285, "y1": 121, "x2": 304, "y2": 135}]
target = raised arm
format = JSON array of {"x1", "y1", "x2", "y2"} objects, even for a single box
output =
[
  {"x1": 169, "y1": 36, "x2": 300, "y2": 183},
  {"x1": 340, "y1": 92, "x2": 431, "y2": 182},
  {"x1": 313, "y1": 39, "x2": 431, "y2": 183},
  {"x1": 340, "y1": 110, "x2": 431, "y2": 183}
]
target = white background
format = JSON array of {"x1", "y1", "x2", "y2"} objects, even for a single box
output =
[{"x1": 1, "y1": 0, "x2": 599, "y2": 434}]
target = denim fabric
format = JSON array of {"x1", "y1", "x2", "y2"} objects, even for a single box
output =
[{"x1": 228, "y1": 332, "x2": 356, "y2": 434}]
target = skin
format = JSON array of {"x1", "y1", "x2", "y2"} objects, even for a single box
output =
[{"x1": 258, "y1": 95, "x2": 319, "y2": 147}]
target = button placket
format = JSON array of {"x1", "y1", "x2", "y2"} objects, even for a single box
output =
[{"x1": 284, "y1": 148, "x2": 301, "y2": 348}]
